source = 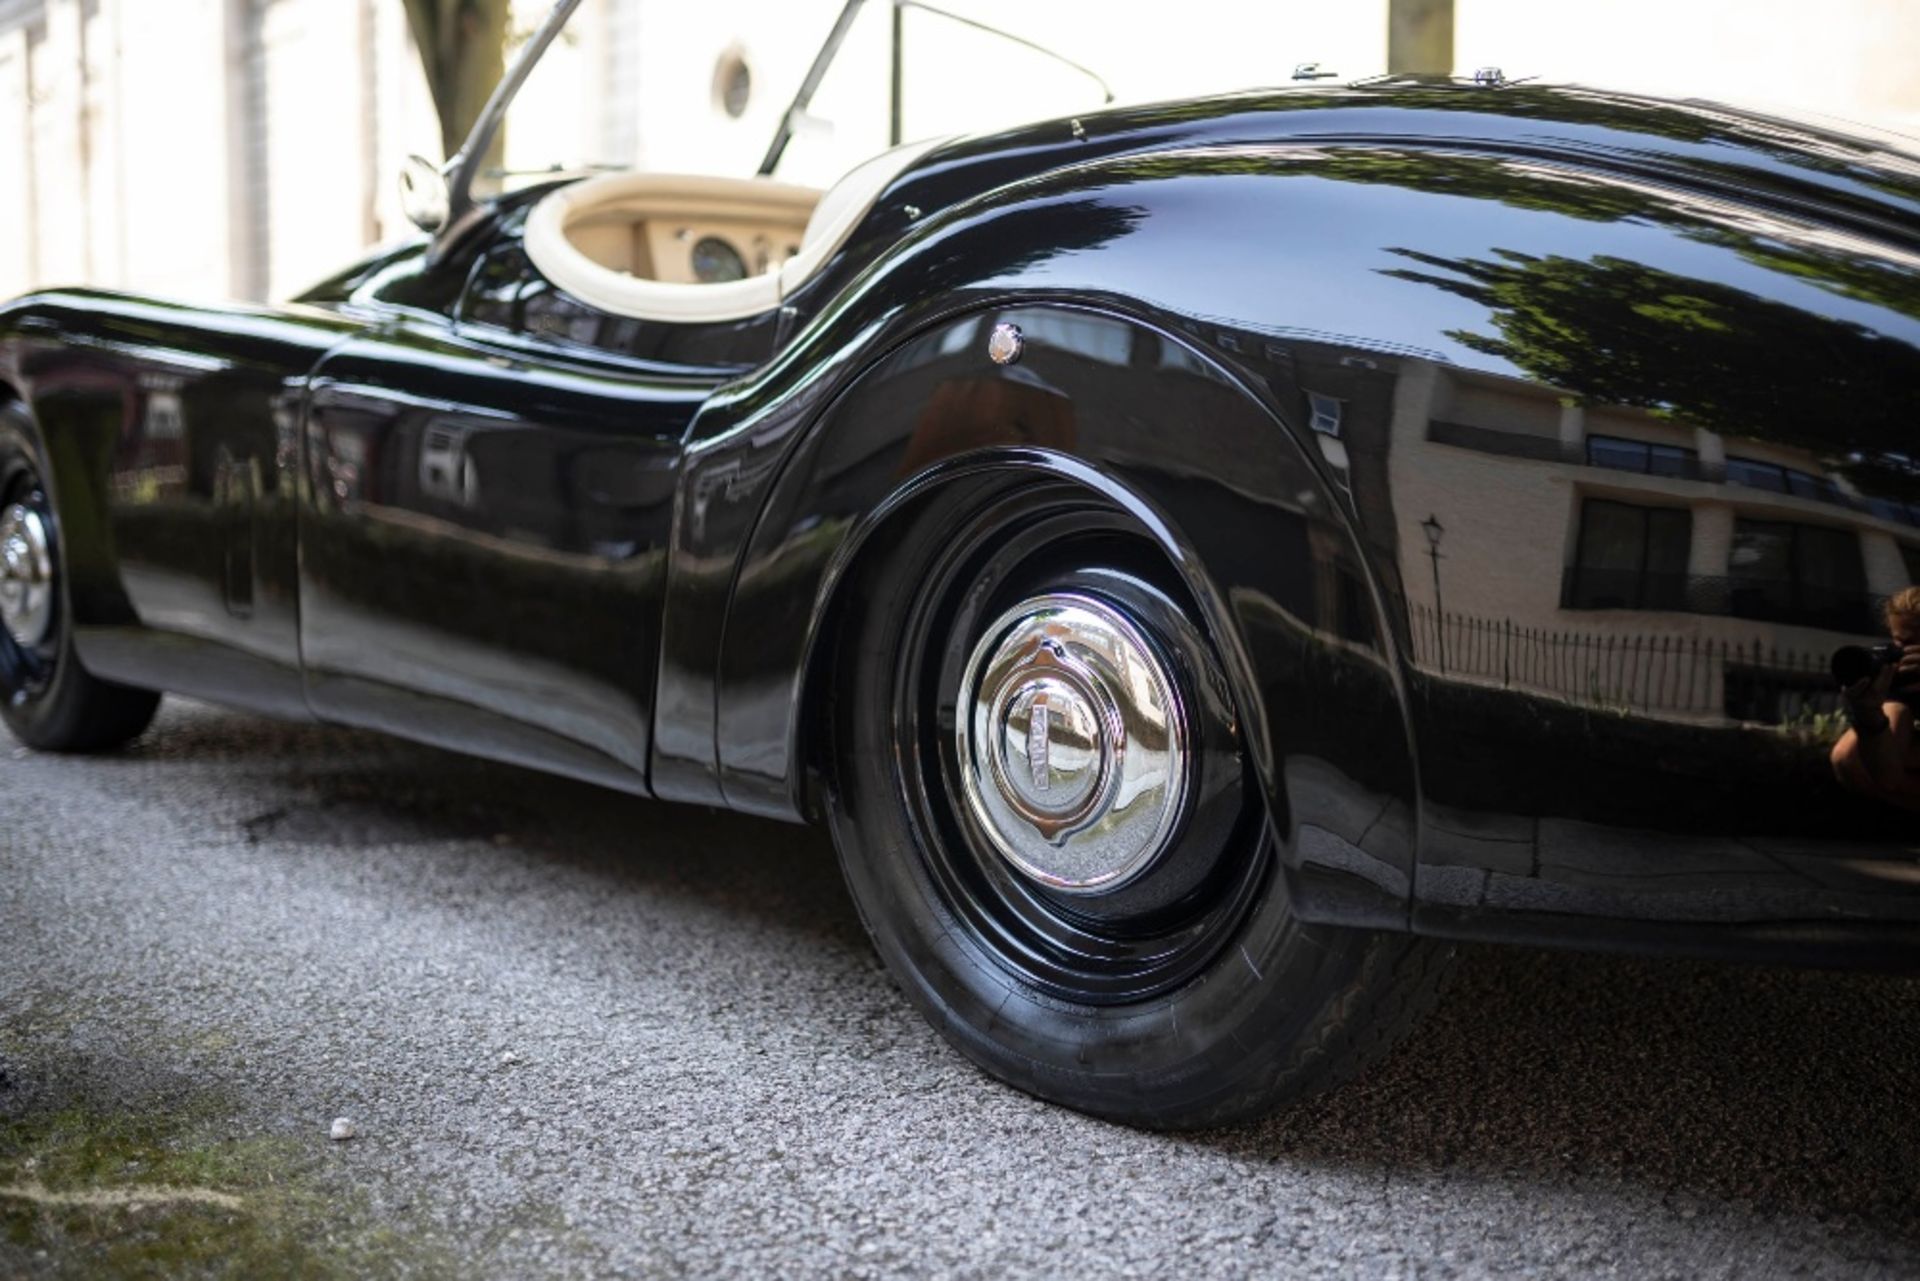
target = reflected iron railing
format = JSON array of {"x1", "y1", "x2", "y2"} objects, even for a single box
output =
[{"x1": 1408, "y1": 604, "x2": 1847, "y2": 724}]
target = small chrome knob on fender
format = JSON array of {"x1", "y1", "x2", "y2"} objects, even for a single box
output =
[
  {"x1": 986, "y1": 322, "x2": 1024, "y2": 366},
  {"x1": 957, "y1": 592, "x2": 1189, "y2": 895},
  {"x1": 0, "y1": 502, "x2": 54, "y2": 650}
]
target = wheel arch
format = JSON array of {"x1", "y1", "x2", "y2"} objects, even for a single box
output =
[
  {"x1": 791, "y1": 444, "x2": 1268, "y2": 798},
  {"x1": 656, "y1": 140, "x2": 1459, "y2": 832},
  {"x1": 723, "y1": 300, "x2": 1422, "y2": 928},
  {"x1": 0, "y1": 313, "x2": 142, "y2": 638}
]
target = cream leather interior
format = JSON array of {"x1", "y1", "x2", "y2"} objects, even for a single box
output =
[{"x1": 521, "y1": 136, "x2": 950, "y2": 325}]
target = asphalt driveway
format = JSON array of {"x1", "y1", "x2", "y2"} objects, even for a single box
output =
[{"x1": 2, "y1": 699, "x2": 1916, "y2": 1278}]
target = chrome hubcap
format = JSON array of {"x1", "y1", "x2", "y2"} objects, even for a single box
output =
[
  {"x1": 957, "y1": 592, "x2": 1189, "y2": 895},
  {"x1": 0, "y1": 501, "x2": 53, "y2": 649}
]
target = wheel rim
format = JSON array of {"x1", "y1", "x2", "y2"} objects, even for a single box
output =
[
  {"x1": 0, "y1": 501, "x2": 55, "y2": 649},
  {"x1": 0, "y1": 462, "x2": 59, "y2": 703},
  {"x1": 894, "y1": 481, "x2": 1269, "y2": 1006}
]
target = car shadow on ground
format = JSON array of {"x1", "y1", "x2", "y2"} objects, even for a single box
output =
[
  {"x1": 1210, "y1": 946, "x2": 1920, "y2": 1243},
  {"x1": 113, "y1": 703, "x2": 1920, "y2": 1246},
  {"x1": 122, "y1": 700, "x2": 870, "y2": 952}
]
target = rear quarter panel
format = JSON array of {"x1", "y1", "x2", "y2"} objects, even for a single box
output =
[{"x1": 669, "y1": 128, "x2": 1920, "y2": 956}]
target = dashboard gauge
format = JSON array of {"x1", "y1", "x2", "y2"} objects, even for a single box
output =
[{"x1": 690, "y1": 236, "x2": 748, "y2": 284}]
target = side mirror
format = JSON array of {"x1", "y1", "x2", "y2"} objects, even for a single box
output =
[{"x1": 399, "y1": 155, "x2": 451, "y2": 233}]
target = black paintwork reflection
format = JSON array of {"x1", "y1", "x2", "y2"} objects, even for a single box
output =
[
  {"x1": 0, "y1": 294, "x2": 357, "y2": 717},
  {"x1": 681, "y1": 113, "x2": 1920, "y2": 952},
  {"x1": 650, "y1": 191, "x2": 1151, "y2": 804},
  {"x1": 1384, "y1": 247, "x2": 1920, "y2": 501},
  {"x1": 299, "y1": 319, "x2": 704, "y2": 789},
  {"x1": 456, "y1": 234, "x2": 783, "y2": 372},
  {"x1": 783, "y1": 82, "x2": 1920, "y2": 333},
  {"x1": 301, "y1": 206, "x2": 786, "y2": 373},
  {"x1": 710, "y1": 306, "x2": 1417, "y2": 923}
]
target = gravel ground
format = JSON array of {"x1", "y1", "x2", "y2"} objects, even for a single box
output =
[{"x1": 2, "y1": 697, "x2": 1918, "y2": 1278}]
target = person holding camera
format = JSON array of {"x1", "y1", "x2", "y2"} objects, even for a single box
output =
[{"x1": 1831, "y1": 587, "x2": 1920, "y2": 807}]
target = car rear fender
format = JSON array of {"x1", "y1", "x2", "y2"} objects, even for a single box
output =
[{"x1": 713, "y1": 300, "x2": 1420, "y2": 929}]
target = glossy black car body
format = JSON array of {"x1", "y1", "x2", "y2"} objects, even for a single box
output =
[{"x1": 6, "y1": 73, "x2": 1920, "y2": 1074}]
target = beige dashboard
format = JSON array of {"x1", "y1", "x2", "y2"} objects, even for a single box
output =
[{"x1": 556, "y1": 181, "x2": 819, "y2": 285}]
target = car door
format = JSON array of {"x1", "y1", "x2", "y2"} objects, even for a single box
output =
[
  {"x1": 16, "y1": 300, "x2": 361, "y2": 721},
  {"x1": 298, "y1": 253, "x2": 720, "y2": 794}
]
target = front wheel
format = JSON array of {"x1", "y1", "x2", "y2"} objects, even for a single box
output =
[
  {"x1": 822, "y1": 477, "x2": 1450, "y2": 1128},
  {"x1": 0, "y1": 404, "x2": 160, "y2": 752}
]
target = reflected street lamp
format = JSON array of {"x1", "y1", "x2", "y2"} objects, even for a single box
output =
[{"x1": 1421, "y1": 514, "x2": 1446, "y2": 672}]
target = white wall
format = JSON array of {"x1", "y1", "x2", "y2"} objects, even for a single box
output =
[
  {"x1": 2, "y1": 0, "x2": 244, "y2": 301},
  {"x1": 625, "y1": 0, "x2": 1392, "y2": 187},
  {"x1": 0, "y1": 23, "x2": 36, "y2": 294},
  {"x1": 0, "y1": 0, "x2": 436, "y2": 304},
  {"x1": 626, "y1": 0, "x2": 1920, "y2": 188},
  {"x1": 1455, "y1": 0, "x2": 1920, "y2": 135}
]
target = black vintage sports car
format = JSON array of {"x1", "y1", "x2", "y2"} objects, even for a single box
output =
[{"x1": 4, "y1": 0, "x2": 1918, "y2": 1128}]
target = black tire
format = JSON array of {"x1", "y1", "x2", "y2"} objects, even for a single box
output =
[
  {"x1": 822, "y1": 475, "x2": 1451, "y2": 1129},
  {"x1": 0, "y1": 403, "x2": 160, "y2": 752}
]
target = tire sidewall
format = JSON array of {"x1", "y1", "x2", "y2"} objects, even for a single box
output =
[{"x1": 824, "y1": 490, "x2": 1390, "y2": 1127}]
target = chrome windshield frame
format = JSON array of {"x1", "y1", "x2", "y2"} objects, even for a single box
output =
[
  {"x1": 758, "y1": 0, "x2": 1114, "y2": 176},
  {"x1": 432, "y1": 0, "x2": 585, "y2": 262},
  {"x1": 434, "y1": 0, "x2": 1112, "y2": 256}
]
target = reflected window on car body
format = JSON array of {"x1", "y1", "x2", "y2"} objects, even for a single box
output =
[
  {"x1": 1565, "y1": 497, "x2": 1692, "y2": 611},
  {"x1": 1307, "y1": 392, "x2": 1344, "y2": 437},
  {"x1": 1586, "y1": 434, "x2": 1697, "y2": 479},
  {"x1": 1726, "y1": 456, "x2": 1843, "y2": 506},
  {"x1": 1728, "y1": 518, "x2": 1869, "y2": 632}
]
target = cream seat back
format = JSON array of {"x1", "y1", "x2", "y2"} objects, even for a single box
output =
[{"x1": 521, "y1": 136, "x2": 951, "y2": 328}]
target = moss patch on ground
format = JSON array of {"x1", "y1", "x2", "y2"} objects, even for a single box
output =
[{"x1": 0, "y1": 1096, "x2": 452, "y2": 1279}]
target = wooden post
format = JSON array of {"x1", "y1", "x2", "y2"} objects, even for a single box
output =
[{"x1": 1388, "y1": 0, "x2": 1455, "y2": 75}]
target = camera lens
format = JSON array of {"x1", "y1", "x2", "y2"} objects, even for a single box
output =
[{"x1": 1832, "y1": 644, "x2": 1879, "y2": 687}]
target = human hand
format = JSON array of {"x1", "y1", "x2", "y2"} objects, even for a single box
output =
[
  {"x1": 1892, "y1": 645, "x2": 1920, "y2": 693},
  {"x1": 1845, "y1": 658, "x2": 1898, "y2": 732}
]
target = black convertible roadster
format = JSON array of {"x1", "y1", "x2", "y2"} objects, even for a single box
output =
[{"x1": 4, "y1": 0, "x2": 1918, "y2": 1127}]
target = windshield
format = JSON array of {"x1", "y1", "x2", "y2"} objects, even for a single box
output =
[
  {"x1": 455, "y1": 0, "x2": 1389, "y2": 211},
  {"x1": 475, "y1": 0, "x2": 1112, "y2": 196}
]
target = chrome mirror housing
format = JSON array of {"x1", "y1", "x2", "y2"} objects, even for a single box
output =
[{"x1": 399, "y1": 155, "x2": 451, "y2": 233}]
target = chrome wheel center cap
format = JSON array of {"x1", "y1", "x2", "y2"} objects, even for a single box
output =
[
  {"x1": 958, "y1": 593, "x2": 1189, "y2": 895},
  {"x1": 0, "y1": 502, "x2": 54, "y2": 649},
  {"x1": 993, "y1": 673, "x2": 1108, "y2": 825}
]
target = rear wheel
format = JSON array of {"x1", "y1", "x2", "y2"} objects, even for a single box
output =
[
  {"x1": 823, "y1": 475, "x2": 1450, "y2": 1128},
  {"x1": 0, "y1": 404, "x2": 160, "y2": 752}
]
